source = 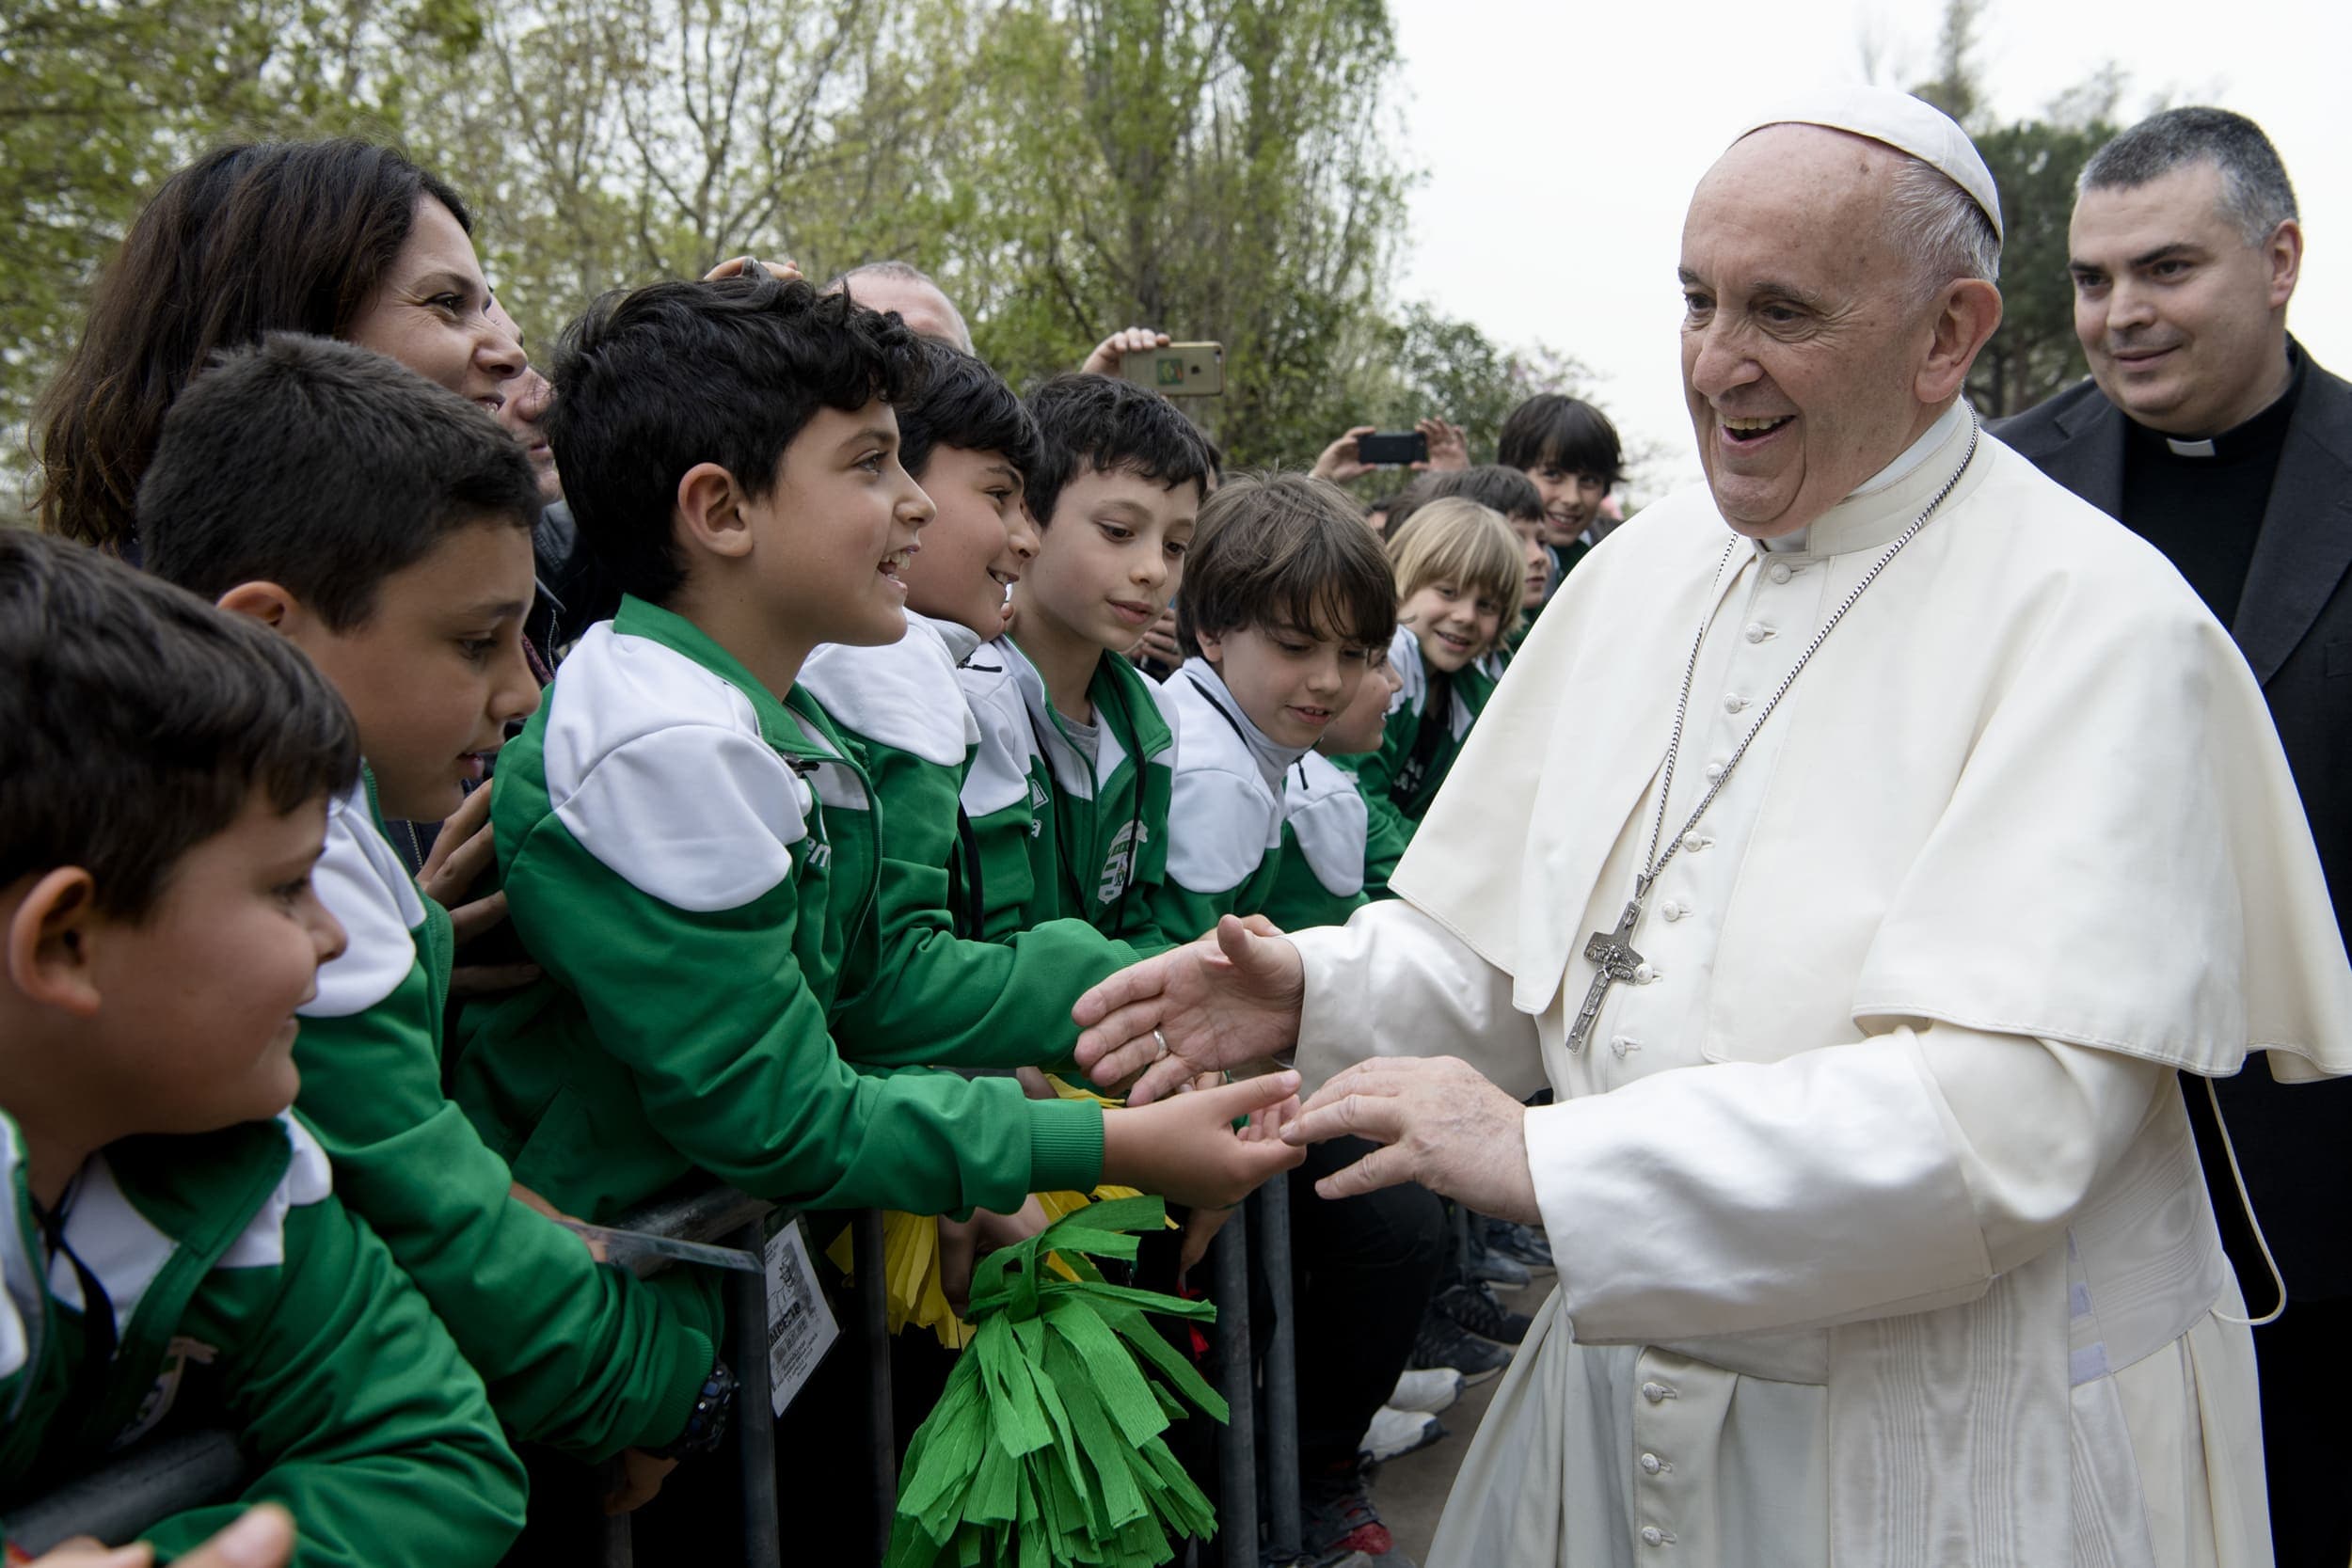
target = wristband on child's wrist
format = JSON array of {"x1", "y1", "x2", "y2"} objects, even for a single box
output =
[{"x1": 648, "y1": 1359, "x2": 739, "y2": 1461}]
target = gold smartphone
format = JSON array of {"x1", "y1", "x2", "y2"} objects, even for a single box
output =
[{"x1": 1118, "y1": 341, "x2": 1225, "y2": 397}]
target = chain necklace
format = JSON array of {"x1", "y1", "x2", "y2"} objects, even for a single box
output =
[{"x1": 1566, "y1": 409, "x2": 1982, "y2": 1053}]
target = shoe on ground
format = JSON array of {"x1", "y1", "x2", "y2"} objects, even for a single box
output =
[
  {"x1": 1410, "y1": 1307, "x2": 1511, "y2": 1383},
  {"x1": 1387, "y1": 1366, "x2": 1464, "y2": 1415},
  {"x1": 1467, "y1": 1247, "x2": 1532, "y2": 1288},
  {"x1": 1438, "y1": 1280, "x2": 1533, "y2": 1346},
  {"x1": 1481, "y1": 1216, "x2": 1554, "y2": 1269},
  {"x1": 1359, "y1": 1403, "x2": 1444, "y2": 1463},
  {"x1": 1303, "y1": 1459, "x2": 1420, "y2": 1567}
]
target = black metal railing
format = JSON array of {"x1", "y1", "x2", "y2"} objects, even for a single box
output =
[{"x1": 8, "y1": 1187, "x2": 1308, "y2": 1568}]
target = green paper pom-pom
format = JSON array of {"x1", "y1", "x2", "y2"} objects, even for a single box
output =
[{"x1": 885, "y1": 1196, "x2": 1227, "y2": 1568}]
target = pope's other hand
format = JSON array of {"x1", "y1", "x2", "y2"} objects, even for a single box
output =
[
  {"x1": 1282, "y1": 1056, "x2": 1541, "y2": 1225},
  {"x1": 1073, "y1": 914, "x2": 1304, "y2": 1104}
]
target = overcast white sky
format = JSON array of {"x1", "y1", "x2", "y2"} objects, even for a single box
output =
[{"x1": 1384, "y1": 0, "x2": 2351, "y2": 495}]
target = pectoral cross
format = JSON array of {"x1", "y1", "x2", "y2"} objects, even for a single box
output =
[{"x1": 1567, "y1": 898, "x2": 1645, "y2": 1053}]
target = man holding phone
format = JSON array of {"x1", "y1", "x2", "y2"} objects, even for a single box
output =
[{"x1": 1312, "y1": 419, "x2": 1470, "y2": 483}]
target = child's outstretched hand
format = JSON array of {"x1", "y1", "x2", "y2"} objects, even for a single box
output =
[{"x1": 1100, "y1": 1070, "x2": 1307, "y2": 1209}]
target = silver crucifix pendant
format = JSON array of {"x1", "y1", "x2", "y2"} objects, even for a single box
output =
[{"x1": 1567, "y1": 898, "x2": 1645, "y2": 1053}]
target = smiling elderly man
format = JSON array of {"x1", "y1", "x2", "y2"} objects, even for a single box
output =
[{"x1": 1073, "y1": 87, "x2": 2352, "y2": 1567}]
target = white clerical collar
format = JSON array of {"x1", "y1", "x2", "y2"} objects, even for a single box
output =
[
  {"x1": 1759, "y1": 401, "x2": 1970, "y2": 559},
  {"x1": 1179, "y1": 657, "x2": 1311, "y2": 790}
]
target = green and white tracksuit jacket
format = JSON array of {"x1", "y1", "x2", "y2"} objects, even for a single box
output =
[
  {"x1": 295, "y1": 774, "x2": 714, "y2": 1460},
  {"x1": 1336, "y1": 626, "x2": 1501, "y2": 899},
  {"x1": 451, "y1": 597, "x2": 1104, "y2": 1234},
  {"x1": 0, "y1": 1110, "x2": 523, "y2": 1565},
  {"x1": 801, "y1": 614, "x2": 1146, "y2": 1072},
  {"x1": 1260, "y1": 750, "x2": 1374, "y2": 933},
  {"x1": 956, "y1": 637, "x2": 1179, "y2": 951},
  {"x1": 1144, "y1": 659, "x2": 1311, "y2": 942}
]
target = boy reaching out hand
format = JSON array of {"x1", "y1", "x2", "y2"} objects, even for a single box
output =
[{"x1": 450, "y1": 277, "x2": 1300, "y2": 1269}]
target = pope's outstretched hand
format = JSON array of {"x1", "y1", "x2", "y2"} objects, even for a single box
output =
[
  {"x1": 1279, "y1": 1057, "x2": 1541, "y2": 1225},
  {"x1": 1073, "y1": 915, "x2": 1305, "y2": 1104}
]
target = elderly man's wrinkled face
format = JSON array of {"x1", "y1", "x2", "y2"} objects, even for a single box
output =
[{"x1": 1678, "y1": 127, "x2": 1944, "y2": 537}]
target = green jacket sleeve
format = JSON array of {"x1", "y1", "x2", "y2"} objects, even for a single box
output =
[
  {"x1": 832, "y1": 737, "x2": 1141, "y2": 1070},
  {"x1": 504, "y1": 795, "x2": 1104, "y2": 1212},
  {"x1": 1337, "y1": 715, "x2": 1418, "y2": 901},
  {"x1": 295, "y1": 974, "x2": 713, "y2": 1458},
  {"x1": 147, "y1": 1192, "x2": 524, "y2": 1568}
]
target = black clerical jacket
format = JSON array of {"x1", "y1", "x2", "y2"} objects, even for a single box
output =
[{"x1": 1995, "y1": 346, "x2": 2352, "y2": 1300}]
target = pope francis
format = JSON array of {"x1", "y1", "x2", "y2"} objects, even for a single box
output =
[{"x1": 1073, "y1": 87, "x2": 2352, "y2": 1567}]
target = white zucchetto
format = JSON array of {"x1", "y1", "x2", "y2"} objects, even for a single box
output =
[{"x1": 1734, "y1": 84, "x2": 2003, "y2": 242}]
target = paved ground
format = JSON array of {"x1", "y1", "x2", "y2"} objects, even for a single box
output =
[{"x1": 1368, "y1": 1269, "x2": 1549, "y2": 1564}]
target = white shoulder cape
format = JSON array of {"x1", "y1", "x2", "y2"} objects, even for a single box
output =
[{"x1": 1391, "y1": 424, "x2": 2352, "y2": 1082}]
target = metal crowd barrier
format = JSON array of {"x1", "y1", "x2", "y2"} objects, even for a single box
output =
[
  {"x1": 595, "y1": 1190, "x2": 894, "y2": 1568},
  {"x1": 5, "y1": 1430, "x2": 248, "y2": 1556},
  {"x1": 1207, "y1": 1178, "x2": 1307, "y2": 1568},
  {"x1": 3, "y1": 1188, "x2": 898, "y2": 1568},
  {"x1": 8, "y1": 1185, "x2": 1309, "y2": 1568}
]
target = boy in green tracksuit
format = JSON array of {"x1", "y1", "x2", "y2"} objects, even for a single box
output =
[
  {"x1": 1260, "y1": 609, "x2": 1405, "y2": 934},
  {"x1": 450, "y1": 279, "x2": 1300, "y2": 1258},
  {"x1": 956, "y1": 373, "x2": 1218, "y2": 954},
  {"x1": 0, "y1": 533, "x2": 523, "y2": 1565},
  {"x1": 1144, "y1": 473, "x2": 1395, "y2": 943},
  {"x1": 139, "y1": 338, "x2": 725, "y2": 1495},
  {"x1": 1338, "y1": 497, "x2": 1526, "y2": 898},
  {"x1": 805, "y1": 345, "x2": 1147, "y2": 1072}
]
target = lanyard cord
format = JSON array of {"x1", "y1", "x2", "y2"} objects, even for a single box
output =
[{"x1": 29, "y1": 1180, "x2": 116, "y2": 1377}]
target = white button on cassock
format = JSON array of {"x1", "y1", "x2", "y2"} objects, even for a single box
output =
[
  {"x1": 1703, "y1": 761, "x2": 1724, "y2": 781},
  {"x1": 1641, "y1": 1527, "x2": 1666, "y2": 1547},
  {"x1": 1661, "y1": 901, "x2": 1684, "y2": 920},
  {"x1": 1641, "y1": 1381, "x2": 1671, "y2": 1402},
  {"x1": 1744, "y1": 623, "x2": 1771, "y2": 642},
  {"x1": 1639, "y1": 1452, "x2": 1662, "y2": 1475},
  {"x1": 1681, "y1": 832, "x2": 1708, "y2": 852},
  {"x1": 1724, "y1": 693, "x2": 1746, "y2": 713},
  {"x1": 1768, "y1": 562, "x2": 1793, "y2": 584}
]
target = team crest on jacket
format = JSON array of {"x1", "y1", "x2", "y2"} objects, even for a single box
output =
[
  {"x1": 113, "y1": 1336, "x2": 218, "y2": 1450},
  {"x1": 1098, "y1": 822, "x2": 1140, "y2": 905}
]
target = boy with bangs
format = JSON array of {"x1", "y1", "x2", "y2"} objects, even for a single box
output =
[
  {"x1": 136, "y1": 335, "x2": 730, "y2": 1502},
  {"x1": 1148, "y1": 472, "x2": 1396, "y2": 942},
  {"x1": 804, "y1": 344, "x2": 1159, "y2": 1073},
  {"x1": 1341, "y1": 498, "x2": 1526, "y2": 898},
  {"x1": 451, "y1": 279, "x2": 1300, "y2": 1279},
  {"x1": 1497, "y1": 392, "x2": 1626, "y2": 584},
  {"x1": 959, "y1": 373, "x2": 1219, "y2": 950},
  {"x1": 0, "y1": 532, "x2": 523, "y2": 1566},
  {"x1": 1262, "y1": 637, "x2": 1403, "y2": 933},
  {"x1": 1386, "y1": 466, "x2": 1554, "y2": 654}
]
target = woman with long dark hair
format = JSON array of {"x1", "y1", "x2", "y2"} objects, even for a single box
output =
[{"x1": 36, "y1": 138, "x2": 523, "y2": 555}]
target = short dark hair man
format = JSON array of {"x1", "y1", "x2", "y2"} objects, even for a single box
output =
[{"x1": 1994, "y1": 105, "x2": 2352, "y2": 1568}]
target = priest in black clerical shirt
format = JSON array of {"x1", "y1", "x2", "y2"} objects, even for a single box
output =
[{"x1": 1997, "y1": 105, "x2": 2352, "y2": 1568}]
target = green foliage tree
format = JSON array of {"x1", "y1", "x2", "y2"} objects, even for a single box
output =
[
  {"x1": 3, "y1": 0, "x2": 1566, "y2": 499},
  {"x1": 1968, "y1": 115, "x2": 2113, "y2": 416},
  {"x1": 1901, "y1": 0, "x2": 2118, "y2": 418}
]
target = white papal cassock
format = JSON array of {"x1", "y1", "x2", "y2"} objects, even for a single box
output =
[{"x1": 1291, "y1": 404, "x2": 2352, "y2": 1568}]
